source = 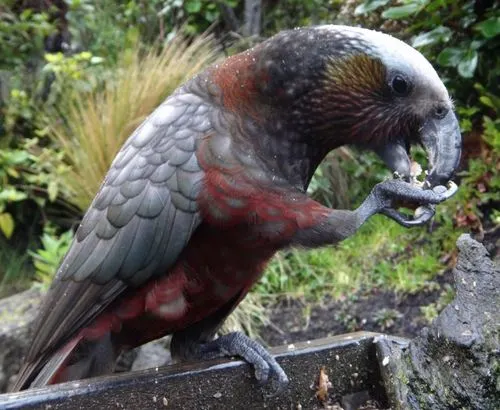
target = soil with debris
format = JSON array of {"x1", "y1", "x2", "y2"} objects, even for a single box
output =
[{"x1": 261, "y1": 228, "x2": 499, "y2": 347}]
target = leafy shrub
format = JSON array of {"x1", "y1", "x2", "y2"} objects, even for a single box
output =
[
  {"x1": 454, "y1": 115, "x2": 500, "y2": 229},
  {"x1": 263, "y1": 0, "x2": 342, "y2": 34},
  {"x1": 0, "y1": 139, "x2": 75, "y2": 240},
  {"x1": 163, "y1": 0, "x2": 239, "y2": 35},
  {"x1": 29, "y1": 224, "x2": 73, "y2": 289},
  {"x1": 0, "y1": 2, "x2": 55, "y2": 71}
]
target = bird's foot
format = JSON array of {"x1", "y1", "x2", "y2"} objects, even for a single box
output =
[
  {"x1": 358, "y1": 179, "x2": 457, "y2": 228},
  {"x1": 197, "y1": 332, "x2": 288, "y2": 396}
]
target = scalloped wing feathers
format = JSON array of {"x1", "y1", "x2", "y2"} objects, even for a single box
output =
[{"x1": 23, "y1": 90, "x2": 210, "y2": 369}]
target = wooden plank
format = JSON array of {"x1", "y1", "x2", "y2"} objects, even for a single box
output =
[{"x1": 0, "y1": 332, "x2": 400, "y2": 409}]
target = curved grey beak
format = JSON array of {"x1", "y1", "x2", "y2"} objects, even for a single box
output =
[
  {"x1": 420, "y1": 110, "x2": 462, "y2": 187},
  {"x1": 375, "y1": 141, "x2": 411, "y2": 180},
  {"x1": 375, "y1": 110, "x2": 462, "y2": 187}
]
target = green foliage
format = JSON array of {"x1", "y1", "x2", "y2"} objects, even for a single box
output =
[
  {"x1": 65, "y1": 0, "x2": 230, "y2": 52},
  {"x1": 355, "y1": 0, "x2": 391, "y2": 15},
  {"x1": 0, "y1": 236, "x2": 31, "y2": 297},
  {"x1": 455, "y1": 116, "x2": 500, "y2": 223},
  {"x1": 43, "y1": 51, "x2": 104, "y2": 90},
  {"x1": 0, "y1": 2, "x2": 55, "y2": 70},
  {"x1": 483, "y1": 116, "x2": 500, "y2": 151},
  {"x1": 2, "y1": 89, "x2": 35, "y2": 143},
  {"x1": 0, "y1": 3, "x2": 91, "y2": 247},
  {"x1": 0, "y1": 149, "x2": 29, "y2": 238},
  {"x1": 381, "y1": 1, "x2": 427, "y2": 20},
  {"x1": 373, "y1": 308, "x2": 403, "y2": 330},
  {"x1": 420, "y1": 284, "x2": 455, "y2": 323},
  {"x1": 338, "y1": 150, "x2": 392, "y2": 205},
  {"x1": 29, "y1": 225, "x2": 73, "y2": 289},
  {"x1": 66, "y1": 0, "x2": 156, "y2": 61},
  {"x1": 263, "y1": 0, "x2": 344, "y2": 34},
  {"x1": 0, "y1": 138, "x2": 74, "y2": 240},
  {"x1": 163, "y1": 0, "x2": 238, "y2": 35},
  {"x1": 307, "y1": 153, "x2": 351, "y2": 209}
]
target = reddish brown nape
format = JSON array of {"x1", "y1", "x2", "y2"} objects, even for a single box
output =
[{"x1": 211, "y1": 49, "x2": 268, "y2": 117}]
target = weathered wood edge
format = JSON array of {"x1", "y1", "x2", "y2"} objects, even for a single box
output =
[{"x1": 0, "y1": 332, "x2": 406, "y2": 409}]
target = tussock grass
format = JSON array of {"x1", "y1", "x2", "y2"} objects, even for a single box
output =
[
  {"x1": 221, "y1": 293, "x2": 270, "y2": 340},
  {"x1": 47, "y1": 34, "x2": 220, "y2": 210}
]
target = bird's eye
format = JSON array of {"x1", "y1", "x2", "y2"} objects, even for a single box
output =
[{"x1": 391, "y1": 74, "x2": 411, "y2": 97}]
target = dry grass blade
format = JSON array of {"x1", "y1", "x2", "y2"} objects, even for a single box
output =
[
  {"x1": 221, "y1": 293, "x2": 270, "y2": 340},
  {"x1": 47, "y1": 34, "x2": 220, "y2": 210}
]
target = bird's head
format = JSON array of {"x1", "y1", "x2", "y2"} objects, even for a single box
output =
[{"x1": 212, "y1": 25, "x2": 461, "y2": 188}]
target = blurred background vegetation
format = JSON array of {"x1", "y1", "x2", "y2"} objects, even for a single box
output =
[{"x1": 0, "y1": 0, "x2": 498, "y2": 335}]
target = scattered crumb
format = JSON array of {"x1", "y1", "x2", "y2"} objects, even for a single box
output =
[
  {"x1": 410, "y1": 160, "x2": 428, "y2": 189},
  {"x1": 393, "y1": 160, "x2": 425, "y2": 187},
  {"x1": 410, "y1": 160, "x2": 423, "y2": 179}
]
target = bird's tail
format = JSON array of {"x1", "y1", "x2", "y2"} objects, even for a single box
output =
[{"x1": 10, "y1": 332, "x2": 117, "y2": 392}]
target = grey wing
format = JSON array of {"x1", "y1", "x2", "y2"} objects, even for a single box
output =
[{"x1": 25, "y1": 91, "x2": 212, "y2": 363}]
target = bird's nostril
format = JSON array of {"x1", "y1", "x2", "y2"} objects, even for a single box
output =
[{"x1": 434, "y1": 104, "x2": 449, "y2": 119}]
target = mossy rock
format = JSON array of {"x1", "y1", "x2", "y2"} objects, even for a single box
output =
[
  {"x1": 378, "y1": 234, "x2": 500, "y2": 409},
  {"x1": 0, "y1": 288, "x2": 44, "y2": 392}
]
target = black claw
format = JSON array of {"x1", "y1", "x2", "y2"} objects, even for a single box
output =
[
  {"x1": 264, "y1": 372, "x2": 289, "y2": 398},
  {"x1": 381, "y1": 204, "x2": 435, "y2": 227},
  {"x1": 264, "y1": 384, "x2": 286, "y2": 398}
]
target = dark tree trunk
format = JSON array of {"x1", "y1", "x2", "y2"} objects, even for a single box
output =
[{"x1": 243, "y1": 0, "x2": 261, "y2": 37}]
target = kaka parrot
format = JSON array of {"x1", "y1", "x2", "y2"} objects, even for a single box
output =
[{"x1": 12, "y1": 25, "x2": 461, "y2": 392}]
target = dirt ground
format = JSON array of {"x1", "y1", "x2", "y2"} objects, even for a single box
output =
[{"x1": 261, "y1": 227, "x2": 499, "y2": 347}]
